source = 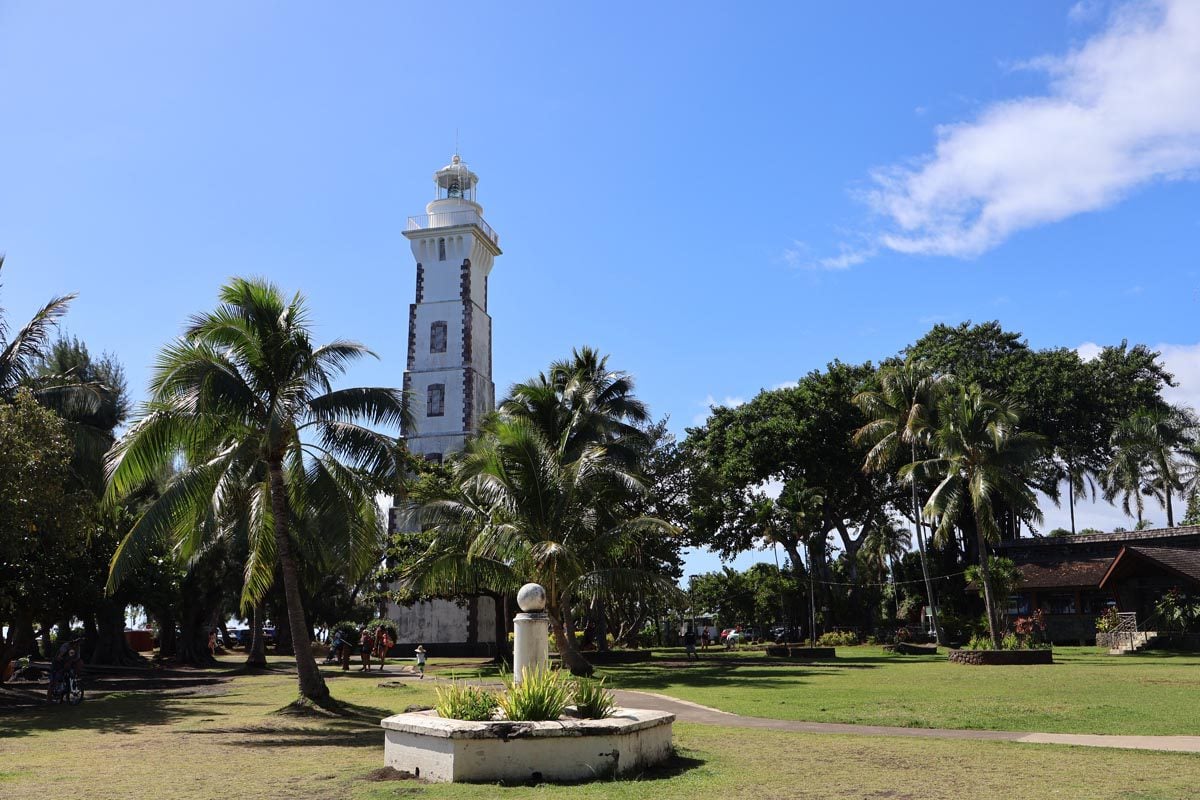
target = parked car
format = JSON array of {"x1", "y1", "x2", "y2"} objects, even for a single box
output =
[{"x1": 719, "y1": 628, "x2": 736, "y2": 642}]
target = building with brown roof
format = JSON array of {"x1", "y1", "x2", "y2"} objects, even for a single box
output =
[{"x1": 992, "y1": 526, "x2": 1200, "y2": 643}]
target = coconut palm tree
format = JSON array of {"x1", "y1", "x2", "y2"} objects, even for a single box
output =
[
  {"x1": 1105, "y1": 408, "x2": 1192, "y2": 528},
  {"x1": 860, "y1": 518, "x2": 911, "y2": 618},
  {"x1": 909, "y1": 384, "x2": 1044, "y2": 649},
  {"x1": 405, "y1": 349, "x2": 672, "y2": 676},
  {"x1": 853, "y1": 361, "x2": 951, "y2": 644},
  {"x1": 408, "y1": 415, "x2": 674, "y2": 675},
  {"x1": 500, "y1": 346, "x2": 650, "y2": 466},
  {"x1": 104, "y1": 277, "x2": 410, "y2": 702}
]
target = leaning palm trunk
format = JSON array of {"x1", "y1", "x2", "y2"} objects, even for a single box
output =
[
  {"x1": 268, "y1": 462, "x2": 328, "y2": 701},
  {"x1": 912, "y1": 444, "x2": 944, "y2": 645},
  {"x1": 549, "y1": 608, "x2": 593, "y2": 677}
]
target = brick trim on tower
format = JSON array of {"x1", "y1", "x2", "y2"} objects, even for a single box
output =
[
  {"x1": 406, "y1": 303, "x2": 418, "y2": 371},
  {"x1": 415, "y1": 263, "x2": 425, "y2": 304},
  {"x1": 460, "y1": 258, "x2": 475, "y2": 434}
]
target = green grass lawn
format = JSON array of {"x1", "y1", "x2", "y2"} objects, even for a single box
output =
[
  {"x1": 598, "y1": 646, "x2": 1200, "y2": 735},
  {"x1": 2, "y1": 663, "x2": 1200, "y2": 799}
]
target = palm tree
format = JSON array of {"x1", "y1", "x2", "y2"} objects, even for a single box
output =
[
  {"x1": 860, "y1": 518, "x2": 911, "y2": 619},
  {"x1": 1105, "y1": 408, "x2": 1191, "y2": 527},
  {"x1": 853, "y1": 361, "x2": 951, "y2": 644},
  {"x1": 104, "y1": 277, "x2": 410, "y2": 702},
  {"x1": 405, "y1": 349, "x2": 672, "y2": 676},
  {"x1": 500, "y1": 346, "x2": 650, "y2": 466},
  {"x1": 910, "y1": 384, "x2": 1044, "y2": 649},
  {"x1": 409, "y1": 416, "x2": 673, "y2": 675}
]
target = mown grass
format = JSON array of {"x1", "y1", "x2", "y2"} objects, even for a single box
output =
[
  {"x1": 2, "y1": 665, "x2": 1199, "y2": 799},
  {"x1": 600, "y1": 645, "x2": 1200, "y2": 735}
]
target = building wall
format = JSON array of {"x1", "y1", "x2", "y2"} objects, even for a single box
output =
[{"x1": 386, "y1": 597, "x2": 498, "y2": 644}]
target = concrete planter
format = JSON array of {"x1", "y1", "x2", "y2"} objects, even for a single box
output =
[
  {"x1": 948, "y1": 648, "x2": 1053, "y2": 665},
  {"x1": 380, "y1": 708, "x2": 675, "y2": 783}
]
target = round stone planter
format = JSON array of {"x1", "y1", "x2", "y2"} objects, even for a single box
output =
[
  {"x1": 948, "y1": 648, "x2": 1053, "y2": 665},
  {"x1": 380, "y1": 708, "x2": 675, "y2": 783}
]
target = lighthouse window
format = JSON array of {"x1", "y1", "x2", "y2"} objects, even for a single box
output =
[
  {"x1": 438, "y1": 238, "x2": 446, "y2": 261},
  {"x1": 430, "y1": 321, "x2": 447, "y2": 353},
  {"x1": 427, "y1": 384, "x2": 445, "y2": 417}
]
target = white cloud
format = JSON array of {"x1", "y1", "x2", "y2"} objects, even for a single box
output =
[
  {"x1": 783, "y1": 240, "x2": 875, "y2": 271},
  {"x1": 863, "y1": 0, "x2": 1200, "y2": 258},
  {"x1": 692, "y1": 394, "x2": 747, "y2": 425},
  {"x1": 1157, "y1": 342, "x2": 1200, "y2": 412}
]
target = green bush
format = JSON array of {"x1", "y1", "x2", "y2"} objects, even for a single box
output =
[
  {"x1": 435, "y1": 682, "x2": 499, "y2": 721},
  {"x1": 497, "y1": 664, "x2": 571, "y2": 721},
  {"x1": 572, "y1": 677, "x2": 616, "y2": 719},
  {"x1": 817, "y1": 630, "x2": 858, "y2": 647},
  {"x1": 364, "y1": 618, "x2": 399, "y2": 639}
]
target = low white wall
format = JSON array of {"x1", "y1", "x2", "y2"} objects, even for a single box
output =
[{"x1": 381, "y1": 709, "x2": 675, "y2": 783}]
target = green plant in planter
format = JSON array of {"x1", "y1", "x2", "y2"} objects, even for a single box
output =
[
  {"x1": 435, "y1": 682, "x2": 499, "y2": 721},
  {"x1": 572, "y1": 677, "x2": 616, "y2": 719},
  {"x1": 497, "y1": 664, "x2": 571, "y2": 721}
]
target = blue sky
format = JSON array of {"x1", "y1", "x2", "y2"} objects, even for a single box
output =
[{"x1": 3, "y1": 1, "x2": 1199, "y2": 578}]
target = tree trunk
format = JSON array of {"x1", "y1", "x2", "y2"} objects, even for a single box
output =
[
  {"x1": 267, "y1": 460, "x2": 328, "y2": 702},
  {"x1": 156, "y1": 609, "x2": 177, "y2": 660},
  {"x1": 90, "y1": 598, "x2": 144, "y2": 666},
  {"x1": 593, "y1": 598, "x2": 609, "y2": 652},
  {"x1": 246, "y1": 604, "x2": 267, "y2": 668},
  {"x1": 1166, "y1": 485, "x2": 1174, "y2": 528},
  {"x1": 974, "y1": 528, "x2": 1001, "y2": 649},
  {"x1": 549, "y1": 607, "x2": 593, "y2": 677}
]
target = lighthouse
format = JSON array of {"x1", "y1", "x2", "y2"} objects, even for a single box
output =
[
  {"x1": 401, "y1": 154, "x2": 501, "y2": 461},
  {"x1": 386, "y1": 155, "x2": 502, "y2": 656}
]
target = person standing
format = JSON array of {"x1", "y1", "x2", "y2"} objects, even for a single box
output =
[
  {"x1": 701, "y1": 626, "x2": 711, "y2": 650},
  {"x1": 414, "y1": 644, "x2": 427, "y2": 679},
  {"x1": 358, "y1": 626, "x2": 375, "y2": 672},
  {"x1": 683, "y1": 627, "x2": 698, "y2": 661},
  {"x1": 375, "y1": 629, "x2": 393, "y2": 672}
]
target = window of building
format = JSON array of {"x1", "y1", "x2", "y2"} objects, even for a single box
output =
[
  {"x1": 430, "y1": 321, "x2": 447, "y2": 353},
  {"x1": 426, "y1": 383, "x2": 445, "y2": 417},
  {"x1": 1081, "y1": 592, "x2": 1115, "y2": 615},
  {"x1": 1044, "y1": 593, "x2": 1077, "y2": 615},
  {"x1": 438, "y1": 238, "x2": 446, "y2": 261},
  {"x1": 424, "y1": 452, "x2": 443, "y2": 464},
  {"x1": 1007, "y1": 594, "x2": 1031, "y2": 616}
]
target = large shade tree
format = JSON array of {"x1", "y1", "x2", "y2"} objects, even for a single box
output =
[{"x1": 104, "y1": 278, "x2": 409, "y2": 702}]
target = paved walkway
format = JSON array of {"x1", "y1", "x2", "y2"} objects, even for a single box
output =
[{"x1": 611, "y1": 690, "x2": 1200, "y2": 754}]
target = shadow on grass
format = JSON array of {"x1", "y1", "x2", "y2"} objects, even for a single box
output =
[{"x1": 0, "y1": 685, "x2": 226, "y2": 739}]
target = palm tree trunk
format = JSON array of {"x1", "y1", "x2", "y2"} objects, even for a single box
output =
[
  {"x1": 548, "y1": 603, "x2": 593, "y2": 677},
  {"x1": 267, "y1": 461, "x2": 328, "y2": 702},
  {"x1": 911, "y1": 443, "x2": 944, "y2": 645},
  {"x1": 1165, "y1": 484, "x2": 1174, "y2": 527},
  {"x1": 1068, "y1": 466, "x2": 1076, "y2": 535},
  {"x1": 974, "y1": 528, "x2": 1000, "y2": 649},
  {"x1": 246, "y1": 603, "x2": 267, "y2": 668}
]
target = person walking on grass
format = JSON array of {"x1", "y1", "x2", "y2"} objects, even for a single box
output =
[
  {"x1": 415, "y1": 644, "x2": 427, "y2": 679},
  {"x1": 684, "y1": 626, "x2": 698, "y2": 661},
  {"x1": 374, "y1": 628, "x2": 393, "y2": 672}
]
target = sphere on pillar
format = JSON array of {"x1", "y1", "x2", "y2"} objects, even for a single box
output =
[
  {"x1": 512, "y1": 583, "x2": 549, "y2": 684},
  {"x1": 517, "y1": 583, "x2": 547, "y2": 613}
]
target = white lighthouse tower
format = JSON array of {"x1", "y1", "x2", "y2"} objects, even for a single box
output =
[
  {"x1": 384, "y1": 155, "x2": 503, "y2": 655},
  {"x1": 401, "y1": 154, "x2": 501, "y2": 461}
]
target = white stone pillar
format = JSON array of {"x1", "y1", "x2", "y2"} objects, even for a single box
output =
[{"x1": 512, "y1": 583, "x2": 549, "y2": 684}]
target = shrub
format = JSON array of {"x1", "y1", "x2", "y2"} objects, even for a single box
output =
[
  {"x1": 967, "y1": 634, "x2": 994, "y2": 650},
  {"x1": 497, "y1": 664, "x2": 571, "y2": 721},
  {"x1": 435, "y1": 682, "x2": 499, "y2": 721},
  {"x1": 817, "y1": 630, "x2": 858, "y2": 647},
  {"x1": 572, "y1": 677, "x2": 616, "y2": 719},
  {"x1": 1095, "y1": 607, "x2": 1121, "y2": 633},
  {"x1": 364, "y1": 618, "x2": 399, "y2": 640}
]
